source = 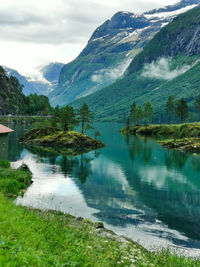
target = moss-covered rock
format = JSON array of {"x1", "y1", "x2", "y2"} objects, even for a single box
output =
[
  {"x1": 121, "y1": 123, "x2": 200, "y2": 137},
  {"x1": 20, "y1": 127, "x2": 105, "y2": 154},
  {"x1": 121, "y1": 123, "x2": 200, "y2": 154},
  {"x1": 159, "y1": 138, "x2": 200, "y2": 153}
]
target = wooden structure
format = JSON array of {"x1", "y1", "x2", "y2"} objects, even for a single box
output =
[{"x1": 0, "y1": 124, "x2": 14, "y2": 160}]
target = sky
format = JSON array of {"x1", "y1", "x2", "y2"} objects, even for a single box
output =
[{"x1": 0, "y1": 0, "x2": 179, "y2": 80}]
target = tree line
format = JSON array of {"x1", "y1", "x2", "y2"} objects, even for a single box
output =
[
  {"x1": 50, "y1": 103, "x2": 101, "y2": 138},
  {"x1": 127, "y1": 96, "x2": 200, "y2": 126},
  {"x1": 24, "y1": 94, "x2": 52, "y2": 115},
  {"x1": 166, "y1": 96, "x2": 200, "y2": 124}
]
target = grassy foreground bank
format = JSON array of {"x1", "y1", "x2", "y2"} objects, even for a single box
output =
[
  {"x1": 1, "y1": 162, "x2": 200, "y2": 266},
  {"x1": 121, "y1": 123, "x2": 200, "y2": 154}
]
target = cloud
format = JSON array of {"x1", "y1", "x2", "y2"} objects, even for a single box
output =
[
  {"x1": 141, "y1": 58, "x2": 191, "y2": 80},
  {"x1": 91, "y1": 58, "x2": 132, "y2": 83},
  {"x1": 0, "y1": 0, "x2": 179, "y2": 78},
  {"x1": 0, "y1": 0, "x2": 178, "y2": 44},
  {"x1": 0, "y1": 41, "x2": 83, "y2": 80}
]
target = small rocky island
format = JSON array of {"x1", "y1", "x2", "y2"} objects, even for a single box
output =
[{"x1": 20, "y1": 127, "x2": 105, "y2": 155}]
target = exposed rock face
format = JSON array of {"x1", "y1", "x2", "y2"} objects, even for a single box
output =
[{"x1": 128, "y1": 6, "x2": 200, "y2": 73}]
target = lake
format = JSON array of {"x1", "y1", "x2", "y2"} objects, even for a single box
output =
[{"x1": 8, "y1": 123, "x2": 200, "y2": 255}]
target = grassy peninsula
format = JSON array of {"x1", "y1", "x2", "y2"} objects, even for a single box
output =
[
  {"x1": 1, "y1": 160, "x2": 200, "y2": 266},
  {"x1": 121, "y1": 123, "x2": 200, "y2": 154}
]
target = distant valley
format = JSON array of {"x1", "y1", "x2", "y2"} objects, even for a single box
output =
[{"x1": 2, "y1": 62, "x2": 64, "y2": 96}]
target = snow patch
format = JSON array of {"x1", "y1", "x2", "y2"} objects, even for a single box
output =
[
  {"x1": 144, "y1": 5, "x2": 197, "y2": 19},
  {"x1": 91, "y1": 37, "x2": 104, "y2": 42},
  {"x1": 161, "y1": 22, "x2": 168, "y2": 28},
  {"x1": 119, "y1": 25, "x2": 151, "y2": 43}
]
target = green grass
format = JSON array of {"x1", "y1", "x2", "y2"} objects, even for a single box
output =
[
  {"x1": 0, "y1": 194, "x2": 200, "y2": 266},
  {"x1": 122, "y1": 122, "x2": 200, "y2": 137},
  {"x1": 0, "y1": 195, "x2": 143, "y2": 266},
  {"x1": 122, "y1": 122, "x2": 200, "y2": 154},
  {"x1": 0, "y1": 161, "x2": 200, "y2": 266},
  {"x1": 0, "y1": 161, "x2": 32, "y2": 197},
  {"x1": 20, "y1": 127, "x2": 105, "y2": 154},
  {"x1": 159, "y1": 137, "x2": 200, "y2": 153}
]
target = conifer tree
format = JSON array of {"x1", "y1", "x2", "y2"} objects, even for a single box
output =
[
  {"x1": 194, "y1": 97, "x2": 200, "y2": 121},
  {"x1": 51, "y1": 105, "x2": 60, "y2": 127},
  {"x1": 144, "y1": 101, "x2": 153, "y2": 125},
  {"x1": 130, "y1": 102, "x2": 144, "y2": 125},
  {"x1": 166, "y1": 95, "x2": 175, "y2": 124},
  {"x1": 175, "y1": 98, "x2": 189, "y2": 123},
  {"x1": 60, "y1": 105, "x2": 77, "y2": 131},
  {"x1": 77, "y1": 103, "x2": 94, "y2": 134}
]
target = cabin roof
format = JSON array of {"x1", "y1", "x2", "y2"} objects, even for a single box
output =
[{"x1": 0, "y1": 124, "x2": 14, "y2": 134}]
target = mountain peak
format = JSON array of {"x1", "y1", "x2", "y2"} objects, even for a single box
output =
[
  {"x1": 145, "y1": 0, "x2": 199, "y2": 15},
  {"x1": 87, "y1": 10, "x2": 149, "y2": 46}
]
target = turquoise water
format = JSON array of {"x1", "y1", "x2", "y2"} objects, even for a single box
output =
[{"x1": 8, "y1": 123, "x2": 200, "y2": 254}]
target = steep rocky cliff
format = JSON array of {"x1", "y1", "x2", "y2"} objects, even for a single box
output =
[{"x1": 128, "y1": 6, "x2": 200, "y2": 73}]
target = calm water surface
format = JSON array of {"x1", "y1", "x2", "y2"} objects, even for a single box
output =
[{"x1": 8, "y1": 123, "x2": 200, "y2": 255}]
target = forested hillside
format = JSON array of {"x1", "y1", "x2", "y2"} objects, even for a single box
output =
[
  {"x1": 0, "y1": 67, "x2": 51, "y2": 115},
  {"x1": 0, "y1": 67, "x2": 26, "y2": 115},
  {"x1": 72, "y1": 6, "x2": 200, "y2": 122}
]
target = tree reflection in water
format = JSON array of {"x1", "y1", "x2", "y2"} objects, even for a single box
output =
[
  {"x1": 124, "y1": 134, "x2": 152, "y2": 164},
  {"x1": 164, "y1": 149, "x2": 188, "y2": 170},
  {"x1": 24, "y1": 144, "x2": 96, "y2": 183}
]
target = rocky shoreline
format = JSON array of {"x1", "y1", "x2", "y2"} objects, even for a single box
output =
[
  {"x1": 121, "y1": 123, "x2": 200, "y2": 154},
  {"x1": 159, "y1": 138, "x2": 200, "y2": 153}
]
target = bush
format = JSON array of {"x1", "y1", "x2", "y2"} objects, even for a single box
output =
[
  {"x1": 0, "y1": 161, "x2": 10, "y2": 168},
  {"x1": 4, "y1": 180, "x2": 21, "y2": 195}
]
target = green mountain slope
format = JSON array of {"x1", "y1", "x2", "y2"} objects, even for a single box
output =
[
  {"x1": 49, "y1": 0, "x2": 200, "y2": 107},
  {"x1": 72, "y1": 6, "x2": 200, "y2": 122},
  {"x1": 128, "y1": 6, "x2": 200, "y2": 73}
]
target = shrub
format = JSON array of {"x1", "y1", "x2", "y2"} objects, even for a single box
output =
[{"x1": 0, "y1": 161, "x2": 10, "y2": 168}]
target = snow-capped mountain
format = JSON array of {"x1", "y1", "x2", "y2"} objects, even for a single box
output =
[
  {"x1": 49, "y1": 0, "x2": 200, "y2": 107},
  {"x1": 3, "y1": 62, "x2": 64, "y2": 96},
  {"x1": 41, "y1": 62, "x2": 65, "y2": 90},
  {"x1": 3, "y1": 66, "x2": 41, "y2": 96},
  {"x1": 72, "y1": 5, "x2": 200, "y2": 122}
]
